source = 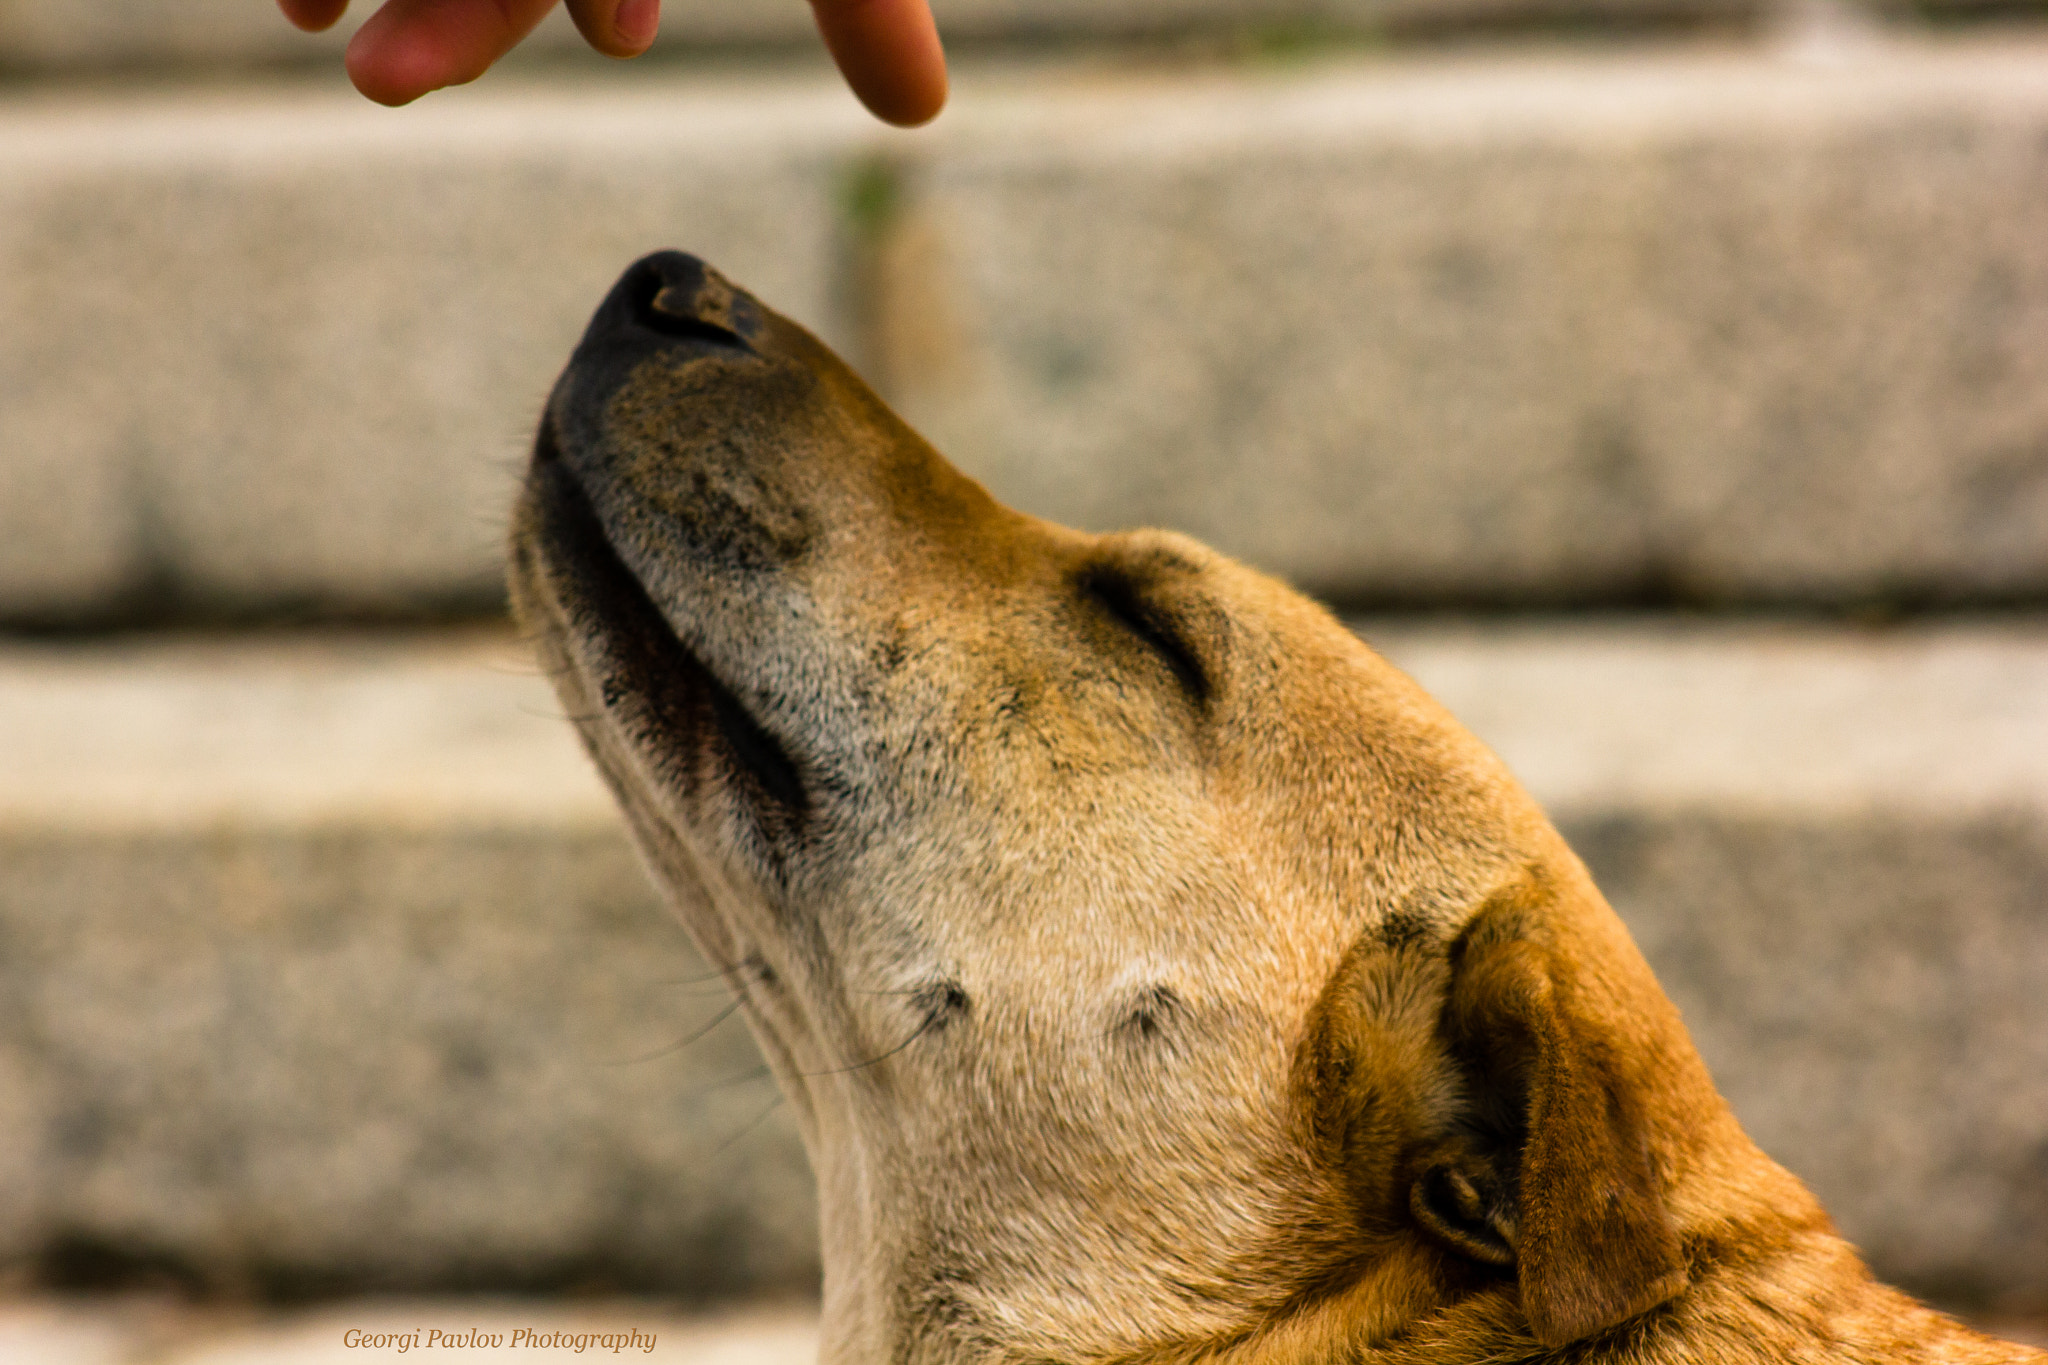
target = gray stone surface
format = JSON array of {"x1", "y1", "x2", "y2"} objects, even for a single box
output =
[
  {"x1": 0, "y1": 633, "x2": 815, "y2": 1297},
  {"x1": 1, "y1": 622, "x2": 2044, "y2": 1304},
  {"x1": 891, "y1": 37, "x2": 2048, "y2": 606},
  {"x1": 0, "y1": 81, "x2": 861, "y2": 621},
  {"x1": 10, "y1": 40, "x2": 2048, "y2": 620}
]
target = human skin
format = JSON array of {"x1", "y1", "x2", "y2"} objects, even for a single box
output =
[{"x1": 276, "y1": 0, "x2": 948, "y2": 125}]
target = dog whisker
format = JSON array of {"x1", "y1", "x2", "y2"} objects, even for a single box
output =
[
  {"x1": 796, "y1": 1012, "x2": 942, "y2": 1079},
  {"x1": 655, "y1": 960, "x2": 765, "y2": 997},
  {"x1": 514, "y1": 701, "x2": 604, "y2": 724},
  {"x1": 658, "y1": 965, "x2": 751, "y2": 987},
  {"x1": 713, "y1": 1094, "x2": 788, "y2": 1155},
  {"x1": 608, "y1": 996, "x2": 744, "y2": 1067},
  {"x1": 682, "y1": 1065, "x2": 774, "y2": 1101}
]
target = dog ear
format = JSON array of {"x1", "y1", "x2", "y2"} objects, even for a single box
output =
[{"x1": 1417, "y1": 875, "x2": 1689, "y2": 1346}]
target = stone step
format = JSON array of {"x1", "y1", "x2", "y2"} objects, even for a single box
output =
[
  {"x1": 8, "y1": 35, "x2": 2048, "y2": 623},
  {"x1": 0, "y1": 629, "x2": 819, "y2": 1300},
  {"x1": 1, "y1": 620, "x2": 2044, "y2": 1308},
  {"x1": 888, "y1": 36, "x2": 2048, "y2": 609},
  {"x1": 0, "y1": 74, "x2": 864, "y2": 623}
]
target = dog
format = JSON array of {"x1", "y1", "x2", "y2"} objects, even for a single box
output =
[{"x1": 509, "y1": 252, "x2": 2044, "y2": 1364}]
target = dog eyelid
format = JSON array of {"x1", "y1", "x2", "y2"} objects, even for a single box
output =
[{"x1": 1077, "y1": 565, "x2": 1210, "y2": 706}]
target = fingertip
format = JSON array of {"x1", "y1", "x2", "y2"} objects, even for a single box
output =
[
  {"x1": 566, "y1": 0, "x2": 659, "y2": 58},
  {"x1": 888, "y1": 66, "x2": 947, "y2": 127},
  {"x1": 860, "y1": 45, "x2": 947, "y2": 127},
  {"x1": 280, "y1": 0, "x2": 351, "y2": 34},
  {"x1": 345, "y1": 57, "x2": 426, "y2": 105},
  {"x1": 342, "y1": 0, "x2": 552, "y2": 104},
  {"x1": 345, "y1": 39, "x2": 411, "y2": 103},
  {"x1": 344, "y1": 11, "x2": 448, "y2": 105},
  {"x1": 813, "y1": 0, "x2": 949, "y2": 128},
  {"x1": 614, "y1": 0, "x2": 660, "y2": 53},
  {"x1": 865, "y1": 78, "x2": 945, "y2": 128}
]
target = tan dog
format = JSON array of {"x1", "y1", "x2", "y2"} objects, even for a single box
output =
[{"x1": 510, "y1": 252, "x2": 2043, "y2": 1365}]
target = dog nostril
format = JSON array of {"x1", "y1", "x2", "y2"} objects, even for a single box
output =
[{"x1": 629, "y1": 259, "x2": 747, "y2": 347}]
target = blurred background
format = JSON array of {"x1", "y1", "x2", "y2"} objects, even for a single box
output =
[{"x1": 3, "y1": 0, "x2": 2047, "y2": 1359}]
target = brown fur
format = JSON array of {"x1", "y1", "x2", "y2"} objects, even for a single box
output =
[{"x1": 509, "y1": 253, "x2": 2043, "y2": 1365}]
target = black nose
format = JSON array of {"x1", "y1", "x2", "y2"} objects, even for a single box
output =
[{"x1": 575, "y1": 251, "x2": 766, "y2": 360}]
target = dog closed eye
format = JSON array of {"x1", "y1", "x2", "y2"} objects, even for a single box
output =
[
  {"x1": 1077, "y1": 563, "x2": 1210, "y2": 705},
  {"x1": 1117, "y1": 984, "x2": 1186, "y2": 1042}
]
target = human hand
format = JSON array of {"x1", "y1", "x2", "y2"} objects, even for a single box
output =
[{"x1": 277, "y1": 0, "x2": 947, "y2": 126}]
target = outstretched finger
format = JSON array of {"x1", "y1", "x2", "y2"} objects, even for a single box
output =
[
  {"x1": 810, "y1": 0, "x2": 947, "y2": 127},
  {"x1": 344, "y1": 0, "x2": 559, "y2": 106},
  {"x1": 564, "y1": 0, "x2": 661, "y2": 57},
  {"x1": 279, "y1": 0, "x2": 352, "y2": 32}
]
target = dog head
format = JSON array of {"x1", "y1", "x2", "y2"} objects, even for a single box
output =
[{"x1": 511, "y1": 253, "x2": 1804, "y2": 1364}]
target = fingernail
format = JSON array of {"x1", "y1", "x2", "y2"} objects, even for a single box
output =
[{"x1": 616, "y1": 0, "x2": 659, "y2": 49}]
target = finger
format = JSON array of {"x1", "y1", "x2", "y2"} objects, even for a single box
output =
[
  {"x1": 344, "y1": 0, "x2": 560, "y2": 106},
  {"x1": 565, "y1": 0, "x2": 660, "y2": 57},
  {"x1": 810, "y1": 0, "x2": 947, "y2": 128},
  {"x1": 279, "y1": 0, "x2": 352, "y2": 32}
]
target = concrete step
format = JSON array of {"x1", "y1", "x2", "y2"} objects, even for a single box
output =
[
  {"x1": 8, "y1": 35, "x2": 2048, "y2": 623},
  {"x1": 888, "y1": 36, "x2": 2048, "y2": 608},
  {"x1": 0, "y1": 73, "x2": 864, "y2": 622},
  {"x1": 1, "y1": 620, "x2": 2044, "y2": 1308},
  {"x1": 0, "y1": 629, "x2": 819, "y2": 1300}
]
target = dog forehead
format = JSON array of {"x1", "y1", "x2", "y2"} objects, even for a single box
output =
[{"x1": 830, "y1": 615, "x2": 1523, "y2": 978}]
